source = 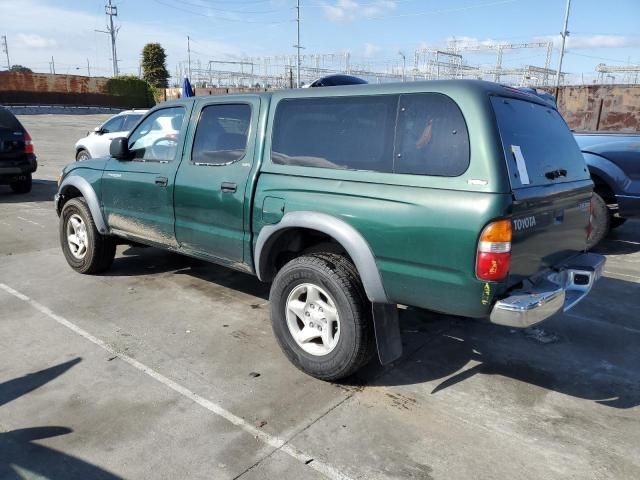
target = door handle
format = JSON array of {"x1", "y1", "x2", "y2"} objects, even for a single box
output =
[
  {"x1": 155, "y1": 176, "x2": 168, "y2": 186},
  {"x1": 221, "y1": 181, "x2": 237, "y2": 193}
]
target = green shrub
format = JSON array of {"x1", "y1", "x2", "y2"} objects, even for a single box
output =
[{"x1": 106, "y1": 76, "x2": 156, "y2": 108}]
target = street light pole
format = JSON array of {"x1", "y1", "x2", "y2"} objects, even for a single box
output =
[
  {"x1": 295, "y1": 0, "x2": 301, "y2": 88},
  {"x1": 555, "y1": 0, "x2": 571, "y2": 90}
]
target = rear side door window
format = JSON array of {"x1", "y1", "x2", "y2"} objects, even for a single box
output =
[
  {"x1": 394, "y1": 93, "x2": 470, "y2": 176},
  {"x1": 271, "y1": 95, "x2": 396, "y2": 172},
  {"x1": 127, "y1": 107, "x2": 185, "y2": 162},
  {"x1": 191, "y1": 104, "x2": 251, "y2": 165},
  {"x1": 101, "y1": 115, "x2": 125, "y2": 133}
]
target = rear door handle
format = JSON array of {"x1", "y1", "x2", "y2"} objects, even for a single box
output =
[
  {"x1": 221, "y1": 181, "x2": 237, "y2": 193},
  {"x1": 155, "y1": 176, "x2": 168, "y2": 186}
]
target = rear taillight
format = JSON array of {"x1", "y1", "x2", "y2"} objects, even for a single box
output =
[
  {"x1": 24, "y1": 131, "x2": 34, "y2": 154},
  {"x1": 476, "y1": 219, "x2": 512, "y2": 282}
]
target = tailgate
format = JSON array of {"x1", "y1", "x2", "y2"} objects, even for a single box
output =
[
  {"x1": 491, "y1": 95, "x2": 592, "y2": 285},
  {"x1": 510, "y1": 181, "x2": 592, "y2": 283},
  {"x1": 0, "y1": 108, "x2": 26, "y2": 161}
]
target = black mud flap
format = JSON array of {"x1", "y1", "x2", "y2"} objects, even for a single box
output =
[{"x1": 372, "y1": 303, "x2": 402, "y2": 365}]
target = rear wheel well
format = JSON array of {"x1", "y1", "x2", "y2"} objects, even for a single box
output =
[
  {"x1": 590, "y1": 174, "x2": 617, "y2": 206},
  {"x1": 260, "y1": 227, "x2": 351, "y2": 281}
]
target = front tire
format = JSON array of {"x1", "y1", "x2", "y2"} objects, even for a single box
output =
[
  {"x1": 10, "y1": 174, "x2": 32, "y2": 194},
  {"x1": 270, "y1": 254, "x2": 374, "y2": 381},
  {"x1": 587, "y1": 192, "x2": 611, "y2": 250},
  {"x1": 76, "y1": 149, "x2": 91, "y2": 161},
  {"x1": 60, "y1": 198, "x2": 116, "y2": 274}
]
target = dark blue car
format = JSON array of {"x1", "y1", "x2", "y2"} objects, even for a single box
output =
[{"x1": 574, "y1": 132, "x2": 640, "y2": 248}]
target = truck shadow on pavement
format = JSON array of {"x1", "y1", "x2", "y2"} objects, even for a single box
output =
[
  {"x1": 0, "y1": 179, "x2": 58, "y2": 204},
  {"x1": 109, "y1": 246, "x2": 271, "y2": 300},
  {"x1": 0, "y1": 358, "x2": 121, "y2": 479},
  {"x1": 352, "y1": 276, "x2": 640, "y2": 409},
  {"x1": 106, "y1": 240, "x2": 639, "y2": 409},
  {"x1": 595, "y1": 219, "x2": 640, "y2": 255}
]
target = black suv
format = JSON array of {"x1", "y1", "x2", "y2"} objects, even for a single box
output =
[{"x1": 0, "y1": 106, "x2": 37, "y2": 193}]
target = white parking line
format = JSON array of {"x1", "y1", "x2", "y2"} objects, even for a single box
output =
[
  {"x1": 604, "y1": 270, "x2": 640, "y2": 283},
  {"x1": 17, "y1": 216, "x2": 45, "y2": 228},
  {"x1": 0, "y1": 282, "x2": 352, "y2": 480}
]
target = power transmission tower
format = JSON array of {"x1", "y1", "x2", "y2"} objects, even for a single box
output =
[
  {"x1": 555, "y1": 0, "x2": 571, "y2": 89},
  {"x1": 96, "y1": 0, "x2": 120, "y2": 77},
  {"x1": 1, "y1": 35, "x2": 10, "y2": 70}
]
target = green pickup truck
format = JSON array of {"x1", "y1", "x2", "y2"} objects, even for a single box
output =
[{"x1": 55, "y1": 80, "x2": 605, "y2": 380}]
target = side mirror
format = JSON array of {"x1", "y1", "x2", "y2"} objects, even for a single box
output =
[
  {"x1": 110, "y1": 137, "x2": 132, "y2": 160},
  {"x1": 93, "y1": 126, "x2": 103, "y2": 135}
]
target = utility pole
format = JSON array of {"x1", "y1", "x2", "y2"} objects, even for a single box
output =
[
  {"x1": 294, "y1": 0, "x2": 302, "y2": 87},
  {"x1": 399, "y1": 51, "x2": 406, "y2": 82},
  {"x1": 555, "y1": 0, "x2": 571, "y2": 90},
  {"x1": 187, "y1": 36, "x2": 192, "y2": 79},
  {"x1": 87, "y1": 58, "x2": 91, "y2": 77},
  {"x1": 50, "y1": 56, "x2": 56, "y2": 74},
  {"x1": 96, "y1": 0, "x2": 119, "y2": 77},
  {"x1": 1, "y1": 35, "x2": 10, "y2": 70}
]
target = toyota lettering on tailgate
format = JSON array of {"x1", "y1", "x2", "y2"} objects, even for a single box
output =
[{"x1": 513, "y1": 216, "x2": 537, "y2": 231}]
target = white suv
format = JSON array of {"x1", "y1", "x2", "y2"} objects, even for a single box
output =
[{"x1": 74, "y1": 110, "x2": 147, "y2": 161}]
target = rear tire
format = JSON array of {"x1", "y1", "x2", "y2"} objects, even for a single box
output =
[
  {"x1": 76, "y1": 149, "x2": 91, "y2": 161},
  {"x1": 587, "y1": 192, "x2": 610, "y2": 250},
  {"x1": 10, "y1": 174, "x2": 32, "y2": 194},
  {"x1": 269, "y1": 254, "x2": 374, "y2": 381},
  {"x1": 60, "y1": 198, "x2": 116, "y2": 274}
]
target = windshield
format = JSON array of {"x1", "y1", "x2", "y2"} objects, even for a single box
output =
[{"x1": 491, "y1": 96, "x2": 589, "y2": 188}]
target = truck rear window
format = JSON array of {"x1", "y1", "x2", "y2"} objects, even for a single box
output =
[{"x1": 491, "y1": 97, "x2": 589, "y2": 188}]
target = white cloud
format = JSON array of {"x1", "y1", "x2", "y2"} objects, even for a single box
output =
[
  {"x1": 364, "y1": 43, "x2": 381, "y2": 57},
  {"x1": 0, "y1": 0, "x2": 241, "y2": 77},
  {"x1": 537, "y1": 34, "x2": 637, "y2": 49},
  {"x1": 17, "y1": 33, "x2": 57, "y2": 49},
  {"x1": 322, "y1": 0, "x2": 396, "y2": 22}
]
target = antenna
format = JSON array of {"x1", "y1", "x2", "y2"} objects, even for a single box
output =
[{"x1": 187, "y1": 36, "x2": 192, "y2": 79}]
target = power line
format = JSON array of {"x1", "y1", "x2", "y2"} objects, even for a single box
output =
[{"x1": 151, "y1": 0, "x2": 291, "y2": 24}]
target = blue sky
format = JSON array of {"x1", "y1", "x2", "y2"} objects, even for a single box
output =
[{"x1": 1, "y1": 0, "x2": 639, "y2": 83}]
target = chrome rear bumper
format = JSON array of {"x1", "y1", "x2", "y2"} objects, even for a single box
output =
[{"x1": 490, "y1": 253, "x2": 606, "y2": 328}]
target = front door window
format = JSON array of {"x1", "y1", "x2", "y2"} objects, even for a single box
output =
[{"x1": 127, "y1": 107, "x2": 185, "y2": 162}]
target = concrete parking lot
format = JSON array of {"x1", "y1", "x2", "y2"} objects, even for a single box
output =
[{"x1": 1, "y1": 113, "x2": 639, "y2": 480}]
